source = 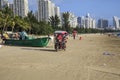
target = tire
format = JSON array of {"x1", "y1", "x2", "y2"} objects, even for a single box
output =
[
  {"x1": 55, "y1": 43, "x2": 58, "y2": 52},
  {"x1": 64, "y1": 45, "x2": 66, "y2": 51}
]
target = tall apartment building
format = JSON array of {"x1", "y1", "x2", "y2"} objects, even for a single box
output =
[
  {"x1": 61, "y1": 12, "x2": 77, "y2": 28},
  {"x1": 113, "y1": 16, "x2": 120, "y2": 30},
  {"x1": 69, "y1": 12, "x2": 77, "y2": 28},
  {"x1": 38, "y1": 0, "x2": 60, "y2": 22},
  {"x1": 119, "y1": 20, "x2": 120, "y2": 27},
  {"x1": 55, "y1": 6, "x2": 60, "y2": 17},
  {"x1": 0, "y1": 0, "x2": 9, "y2": 9},
  {"x1": 13, "y1": 0, "x2": 28, "y2": 17},
  {"x1": 85, "y1": 13, "x2": 96, "y2": 28},
  {"x1": 77, "y1": 16, "x2": 85, "y2": 28},
  {"x1": 9, "y1": 3, "x2": 14, "y2": 11},
  {"x1": 77, "y1": 13, "x2": 96, "y2": 29},
  {"x1": 92, "y1": 19, "x2": 96, "y2": 29},
  {"x1": 34, "y1": 11, "x2": 39, "y2": 21},
  {"x1": 97, "y1": 19, "x2": 108, "y2": 29}
]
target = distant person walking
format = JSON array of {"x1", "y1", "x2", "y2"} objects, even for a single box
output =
[{"x1": 72, "y1": 30, "x2": 77, "y2": 39}]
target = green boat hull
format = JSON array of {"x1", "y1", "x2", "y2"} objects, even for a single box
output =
[{"x1": 4, "y1": 37, "x2": 49, "y2": 47}]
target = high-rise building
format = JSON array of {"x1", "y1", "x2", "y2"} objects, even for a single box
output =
[
  {"x1": 84, "y1": 13, "x2": 89, "y2": 28},
  {"x1": 0, "y1": 0, "x2": 9, "y2": 9},
  {"x1": 77, "y1": 13, "x2": 96, "y2": 29},
  {"x1": 113, "y1": 16, "x2": 120, "y2": 30},
  {"x1": 92, "y1": 19, "x2": 96, "y2": 29},
  {"x1": 85, "y1": 13, "x2": 93, "y2": 28},
  {"x1": 69, "y1": 12, "x2": 77, "y2": 28},
  {"x1": 38, "y1": 0, "x2": 45, "y2": 21},
  {"x1": 55, "y1": 6, "x2": 60, "y2": 17},
  {"x1": 77, "y1": 17, "x2": 81, "y2": 25},
  {"x1": 0, "y1": 0, "x2": 1, "y2": 9},
  {"x1": 98, "y1": 19, "x2": 108, "y2": 29},
  {"x1": 119, "y1": 19, "x2": 120, "y2": 27},
  {"x1": 13, "y1": 0, "x2": 28, "y2": 17},
  {"x1": 9, "y1": 3, "x2": 14, "y2": 11},
  {"x1": 77, "y1": 16, "x2": 85, "y2": 28},
  {"x1": 38, "y1": 0, "x2": 60, "y2": 22},
  {"x1": 34, "y1": 11, "x2": 38, "y2": 19},
  {"x1": 61, "y1": 12, "x2": 77, "y2": 28}
]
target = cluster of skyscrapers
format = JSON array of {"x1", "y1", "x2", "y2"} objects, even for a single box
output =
[
  {"x1": 0, "y1": 0, "x2": 60, "y2": 21},
  {"x1": 0, "y1": 0, "x2": 120, "y2": 30},
  {"x1": 62, "y1": 12, "x2": 78, "y2": 28},
  {"x1": 0, "y1": 0, "x2": 28, "y2": 17},
  {"x1": 78, "y1": 14, "x2": 120, "y2": 30},
  {"x1": 77, "y1": 13, "x2": 96, "y2": 29},
  {"x1": 97, "y1": 19, "x2": 108, "y2": 29}
]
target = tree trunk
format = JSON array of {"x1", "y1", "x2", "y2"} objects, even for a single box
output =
[
  {"x1": 2, "y1": 22, "x2": 6, "y2": 33},
  {"x1": 12, "y1": 26, "x2": 14, "y2": 32}
]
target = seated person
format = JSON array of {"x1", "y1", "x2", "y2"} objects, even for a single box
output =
[
  {"x1": 1, "y1": 33, "x2": 9, "y2": 43},
  {"x1": 15, "y1": 33, "x2": 20, "y2": 40},
  {"x1": 56, "y1": 34, "x2": 63, "y2": 43},
  {"x1": 3, "y1": 33, "x2": 9, "y2": 40},
  {"x1": 19, "y1": 31, "x2": 28, "y2": 40}
]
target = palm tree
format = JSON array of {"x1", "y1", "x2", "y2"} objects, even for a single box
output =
[
  {"x1": 49, "y1": 15, "x2": 60, "y2": 30},
  {"x1": 1, "y1": 6, "x2": 13, "y2": 32},
  {"x1": 8, "y1": 18, "x2": 16, "y2": 32},
  {"x1": 49, "y1": 16, "x2": 55, "y2": 29},
  {"x1": 16, "y1": 16, "x2": 30, "y2": 31},
  {"x1": 24, "y1": 11, "x2": 38, "y2": 34},
  {"x1": 0, "y1": 6, "x2": 31, "y2": 33},
  {"x1": 54, "y1": 15, "x2": 60, "y2": 29},
  {"x1": 62, "y1": 12, "x2": 70, "y2": 32},
  {"x1": 0, "y1": 11, "x2": 3, "y2": 28}
]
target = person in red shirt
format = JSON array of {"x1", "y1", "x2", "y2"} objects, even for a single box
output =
[
  {"x1": 72, "y1": 30, "x2": 77, "y2": 39},
  {"x1": 56, "y1": 34, "x2": 63, "y2": 49},
  {"x1": 57, "y1": 34, "x2": 63, "y2": 42}
]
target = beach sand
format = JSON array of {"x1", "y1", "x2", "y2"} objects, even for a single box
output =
[{"x1": 0, "y1": 34, "x2": 120, "y2": 80}]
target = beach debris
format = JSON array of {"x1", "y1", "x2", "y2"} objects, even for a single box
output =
[
  {"x1": 103, "y1": 63, "x2": 107, "y2": 66},
  {"x1": 79, "y1": 36, "x2": 82, "y2": 40},
  {"x1": 0, "y1": 45, "x2": 2, "y2": 48},
  {"x1": 103, "y1": 52, "x2": 115, "y2": 56}
]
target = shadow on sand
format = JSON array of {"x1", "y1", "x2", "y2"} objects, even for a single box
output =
[{"x1": 21, "y1": 47, "x2": 56, "y2": 52}]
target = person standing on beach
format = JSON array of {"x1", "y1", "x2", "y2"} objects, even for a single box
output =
[{"x1": 72, "y1": 30, "x2": 77, "y2": 39}]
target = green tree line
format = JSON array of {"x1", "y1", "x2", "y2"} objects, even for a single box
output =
[
  {"x1": 0, "y1": 7, "x2": 54, "y2": 35},
  {"x1": 1, "y1": 7, "x2": 114, "y2": 35},
  {"x1": 0, "y1": 7, "x2": 73, "y2": 35}
]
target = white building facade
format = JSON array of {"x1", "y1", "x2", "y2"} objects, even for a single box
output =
[
  {"x1": 61, "y1": 12, "x2": 77, "y2": 28},
  {"x1": 77, "y1": 13, "x2": 96, "y2": 29},
  {"x1": 113, "y1": 16, "x2": 120, "y2": 30},
  {"x1": 13, "y1": 0, "x2": 29, "y2": 17},
  {"x1": 55, "y1": 6, "x2": 60, "y2": 17},
  {"x1": 38, "y1": 0, "x2": 60, "y2": 22},
  {"x1": 85, "y1": 13, "x2": 96, "y2": 28},
  {"x1": 69, "y1": 12, "x2": 77, "y2": 28},
  {"x1": 9, "y1": 3, "x2": 14, "y2": 11},
  {"x1": 0, "y1": 0, "x2": 9, "y2": 9}
]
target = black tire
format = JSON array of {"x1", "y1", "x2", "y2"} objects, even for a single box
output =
[
  {"x1": 63, "y1": 45, "x2": 66, "y2": 51},
  {"x1": 62, "y1": 43, "x2": 66, "y2": 51},
  {"x1": 55, "y1": 44, "x2": 58, "y2": 52}
]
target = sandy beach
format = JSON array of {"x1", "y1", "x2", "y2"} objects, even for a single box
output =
[{"x1": 0, "y1": 34, "x2": 120, "y2": 80}]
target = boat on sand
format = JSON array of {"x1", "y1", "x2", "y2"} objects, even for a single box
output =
[{"x1": 4, "y1": 37, "x2": 50, "y2": 47}]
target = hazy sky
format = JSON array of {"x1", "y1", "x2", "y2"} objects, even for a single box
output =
[{"x1": 8, "y1": 0, "x2": 120, "y2": 21}]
